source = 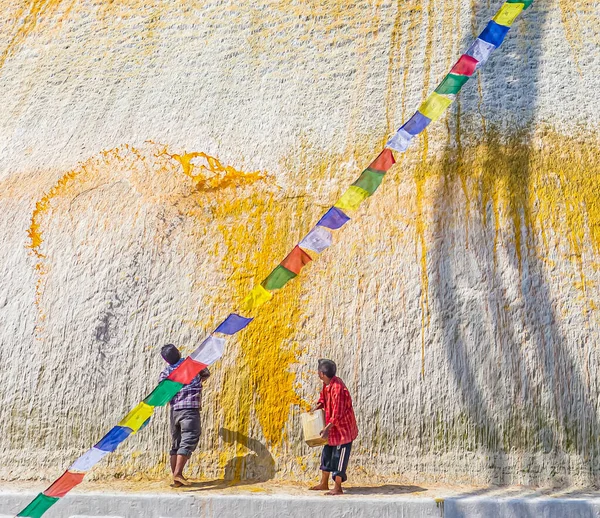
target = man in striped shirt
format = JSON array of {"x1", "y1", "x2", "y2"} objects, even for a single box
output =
[
  {"x1": 309, "y1": 359, "x2": 358, "y2": 495},
  {"x1": 159, "y1": 344, "x2": 210, "y2": 487}
]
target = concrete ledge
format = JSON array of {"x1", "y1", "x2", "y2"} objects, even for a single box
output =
[{"x1": 2, "y1": 490, "x2": 600, "y2": 518}]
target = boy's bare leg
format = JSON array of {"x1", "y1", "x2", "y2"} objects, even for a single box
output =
[
  {"x1": 309, "y1": 471, "x2": 330, "y2": 490},
  {"x1": 325, "y1": 475, "x2": 343, "y2": 495},
  {"x1": 169, "y1": 455, "x2": 183, "y2": 487},
  {"x1": 173, "y1": 455, "x2": 191, "y2": 485}
]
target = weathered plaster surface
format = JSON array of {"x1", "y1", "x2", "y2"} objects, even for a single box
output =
[{"x1": 1, "y1": 0, "x2": 600, "y2": 487}]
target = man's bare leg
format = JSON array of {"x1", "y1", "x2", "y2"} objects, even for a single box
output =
[
  {"x1": 173, "y1": 454, "x2": 191, "y2": 485},
  {"x1": 309, "y1": 471, "x2": 330, "y2": 490},
  {"x1": 325, "y1": 475, "x2": 343, "y2": 495}
]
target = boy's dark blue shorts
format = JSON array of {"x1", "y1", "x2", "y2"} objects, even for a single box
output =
[{"x1": 320, "y1": 442, "x2": 352, "y2": 482}]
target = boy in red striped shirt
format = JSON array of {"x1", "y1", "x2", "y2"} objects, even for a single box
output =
[{"x1": 309, "y1": 359, "x2": 358, "y2": 495}]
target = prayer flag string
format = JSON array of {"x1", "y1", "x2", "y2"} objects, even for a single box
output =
[{"x1": 16, "y1": 2, "x2": 532, "y2": 516}]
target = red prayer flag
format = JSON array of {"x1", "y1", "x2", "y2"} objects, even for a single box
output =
[
  {"x1": 167, "y1": 357, "x2": 207, "y2": 384},
  {"x1": 368, "y1": 149, "x2": 395, "y2": 173},
  {"x1": 450, "y1": 54, "x2": 478, "y2": 76},
  {"x1": 281, "y1": 246, "x2": 312, "y2": 275},
  {"x1": 44, "y1": 470, "x2": 85, "y2": 498}
]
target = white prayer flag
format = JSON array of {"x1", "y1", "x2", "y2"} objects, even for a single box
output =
[
  {"x1": 190, "y1": 335, "x2": 226, "y2": 365},
  {"x1": 466, "y1": 38, "x2": 496, "y2": 69},
  {"x1": 299, "y1": 226, "x2": 333, "y2": 254},
  {"x1": 69, "y1": 447, "x2": 109, "y2": 472},
  {"x1": 385, "y1": 128, "x2": 413, "y2": 152}
]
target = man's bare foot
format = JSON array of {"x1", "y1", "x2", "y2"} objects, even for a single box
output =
[
  {"x1": 170, "y1": 480, "x2": 183, "y2": 488},
  {"x1": 309, "y1": 484, "x2": 329, "y2": 491},
  {"x1": 325, "y1": 488, "x2": 343, "y2": 495},
  {"x1": 173, "y1": 475, "x2": 191, "y2": 486}
]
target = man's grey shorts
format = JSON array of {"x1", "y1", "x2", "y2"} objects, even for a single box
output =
[{"x1": 170, "y1": 408, "x2": 201, "y2": 457}]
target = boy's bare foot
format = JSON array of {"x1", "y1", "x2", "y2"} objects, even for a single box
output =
[
  {"x1": 325, "y1": 488, "x2": 343, "y2": 495},
  {"x1": 309, "y1": 484, "x2": 329, "y2": 490},
  {"x1": 170, "y1": 480, "x2": 183, "y2": 488},
  {"x1": 173, "y1": 475, "x2": 191, "y2": 486}
]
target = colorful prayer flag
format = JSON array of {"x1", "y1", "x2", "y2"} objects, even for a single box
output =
[
  {"x1": 316, "y1": 207, "x2": 350, "y2": 230},
  {"x1": 299, "y1": 226, "x2": 333, "y2": 254},
  {"x1": 143, "y1": 379, "x2": 184, "y2": 406},
  {"x1": 402, "y1": 111, "x2": 431, "y2": 135},
  {"x1": 167, "y1": 357, "x2": 207, "y2": 384},
  {"x1": 17, "y1": 493, "x2": 59, "y2": 518},
  {"x1": 334, "y1": 186, "x2": 370, "y2": 212},
  {"x1": 493, "y1": 2, "x2": 524, "y2": 26},
  {"x1": 261, "y1": 264, "x2": 296, "y2": 290},
  {"x1": 281, "y1": 245, "x2": 312, "y2": 274},
  {"x1": 69, "y1": 447, "x2": 108, "y2": 472},
  {"x1": 418, "y1": 92, "x2": 453, "y2": 122},
  {"x1": 450, "y1": 54, "x2": 478, "y2": 76},
  {"x1": 466, "y1": 38, "x2": 496, "y2": 68},
  {"x1": 43, "y1": 470, "x2": 85, "y2": 498},
  {"x1": 352, "y1": 168, "x2": 385, "y2": 195},
  {"x1": 214, "y1": 313, "x2": 253, "y2": 335},
  {"x1": 118, "y1": 402, "x2": 154, "y2": 433},
  {"x1": 190, "y1": 335, "x2": 226, "y2": 365},
  {"x1": 435, "y1": 73, "x2": 470, "y2": 95},
  {"x1": 479, "y1": 20, "x2": 510, "y2": 47},
  {"x1": 95, "y1": 426, "x2": 132, "y2": 453},
  {"x1": 368, "y1": 149, "x2": 396, "y2": 173},
  {"x1": 240, "y1": 284, "x2": 273, "y2": 312},
  {"x1": 386, "y1": 128, "x2": 413, "y2": 152}
]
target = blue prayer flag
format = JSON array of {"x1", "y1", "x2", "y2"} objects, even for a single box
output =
[
  {"x1": 95, "y1": 426, "x2": 132, "y2": 453},
  {"x1": 478, "y1": 20, "x2": 510, "y2": 47},
  {"x1": 317, "y1": 207, "x2": 350, "y2": 230},
  {"x1": 215, "y1": 313, "x2": 253, "y2": 335},
  {"x1": 401, "y1": 111, "x2": 432, "y2": 136}
]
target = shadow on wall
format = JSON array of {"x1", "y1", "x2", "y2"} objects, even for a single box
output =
[{"x1": 427, "y1": 0, "x2": 600, "y2": 498}]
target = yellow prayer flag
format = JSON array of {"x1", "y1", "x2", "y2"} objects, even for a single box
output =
[
  {"x1": 118, "y1": 402, "x2": 154, "y2": 433},
  {"x1": 240, "y1": 284, "x2": 273, "y2": 312},
  {"x1": 418, "y1": 92, "x2": 453, "y2": 122},
  {"x1": 334, "y1": 186, "x2": 370, "y2": 213},
  {"x1": 493, "y1": 3, "x2": 524, "y2": 27}
]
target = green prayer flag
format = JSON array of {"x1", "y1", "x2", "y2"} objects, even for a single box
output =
[
  {"x1": 261, "y1": 265, "x2": 296, "y2": 290},
  {"x1": 17, "y1": 493, "x2": 59, "y2": 518},
  {"x1": 352, "y1": 168, "x2": 385, "y2": 195},
  {"x1": 144, "y1": 379, "x2": 184, "y2": 407},
  {"x1": 435, "y1": 73, "x2": 470, "y2": 95},
  {"x1": 507, "y1": 0, "x2": 531, "y2": 8}
]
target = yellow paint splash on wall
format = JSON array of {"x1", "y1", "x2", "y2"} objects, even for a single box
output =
[
  {"x1": 557, "y1": 0, "x2": 600, "y2": 72},
  {"x1": 214, "y1": 192, "x2": 308, "y2": 479},
  {"x1": 414, "y1": 128, "x2": 600, "y2": 301},
  {"x1": 0, "y1": 0, "x2": 66, "y2": 69},
  {"x1": 27, "y1": 169, "x2": 81, "y2": 324},
  {"x1": 171, "y1": 152, "x2": 264, "y2": 191}
]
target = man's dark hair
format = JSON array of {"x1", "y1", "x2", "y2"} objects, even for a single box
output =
[
  {"x1": 161, "y1": 344, "x2": 181, "y2": 365},
  {"x1": 318, "y1": 358, "x2": 337, "y2": 379}
]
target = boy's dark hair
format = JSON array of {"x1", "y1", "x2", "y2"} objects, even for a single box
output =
[
  {"x1": 318, "y1": 358, "x2": 337, "y2": 379},
  {"x1": 161, "y1": 344, "x2": 181, "y2": 365}
]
